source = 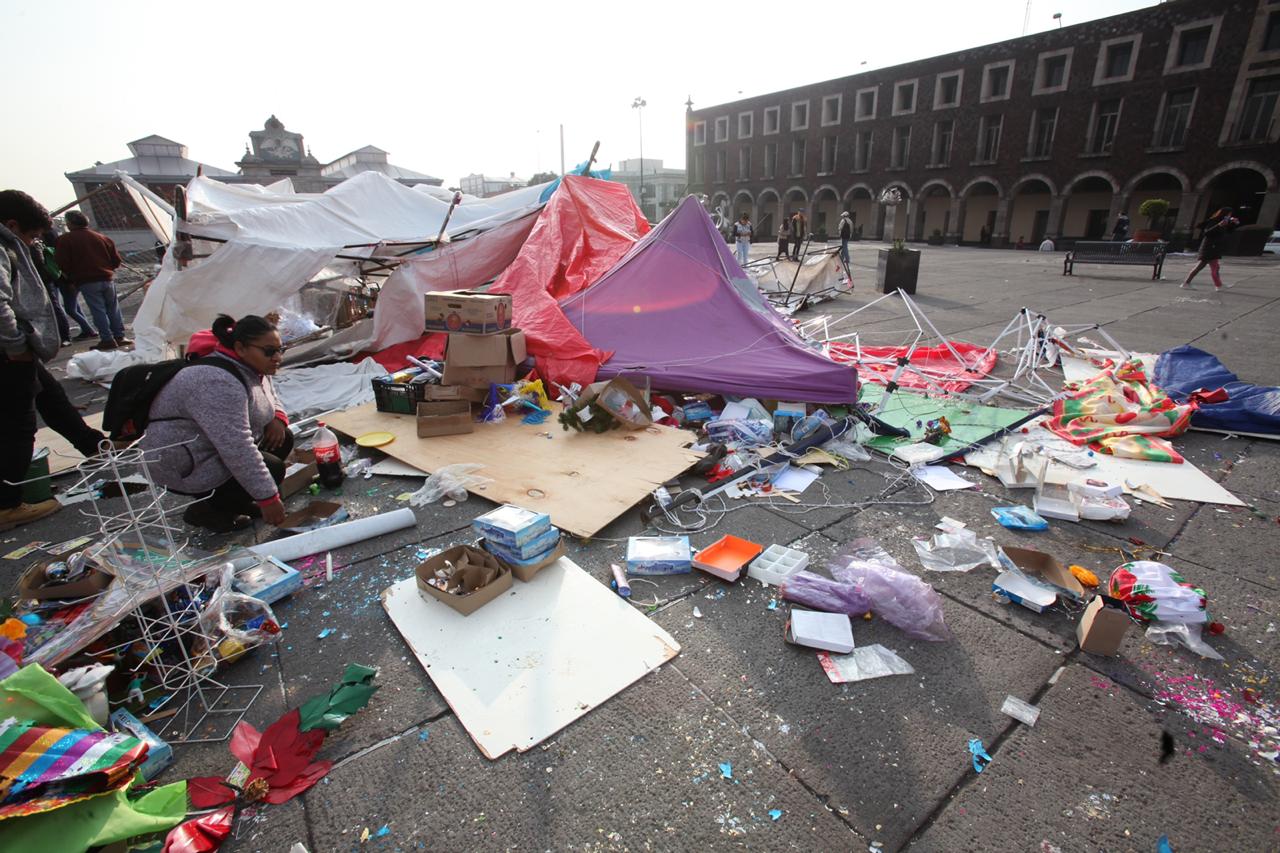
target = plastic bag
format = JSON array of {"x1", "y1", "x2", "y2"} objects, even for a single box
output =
[
  {"x1": 991, "y1": 505, "x2": 1049, "y2": 531},
  {"x1": 830, "y1": 538, "x2": 954, "y2": 641},
  {"x1": 409, "y1": 463, "x2": 494, "y2": 506},
  {"x1": 780, "y1": 571, "x2": 871, "y2": 616},
  {"x1": 819, "y1": 435, "x2": 871, "y2": 462},
  {"x1": 1107, "y1": 561, "x2": 1207, "y2": 624},
  {"x1": 199, "y1": 565, "x2": 280, "y2": 649},
  {"x1": 1145, "y1": 621, "x2": 1223, "y2": 660},
  {"x1": 705, "y1": 418, "x2": 774, "y2": 447},
  {"x1": 912, "y1": 529, "x2": 1000, "y2": 572}
]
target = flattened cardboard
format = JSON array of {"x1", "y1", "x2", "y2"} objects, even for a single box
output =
[
  {"x1": 999, "y1": 546, "x2": 1085, "y2": 599},
  {"x1": 424, "y1": 290, "x2": 513, "y2": 334},
  {"x1": 442, "y1": 329, "x2": 527, "y2": 389},
  {"x1": 18, "y1": 562, "x2": 112, "y2": 601},
  {"x1": 1076, "y1": 595, "x2": 1130, "y2": 656},
  {"x1": 416, "y1": 400, "x2": 474, "y2": 438},
  {"x1": 281, "y1": 449, "x2": 318, "y2": 499},
  {"x1": 416, "y1": 545, "x2": 512, "y2": 615}
]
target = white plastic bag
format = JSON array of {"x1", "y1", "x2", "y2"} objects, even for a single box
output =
[
  {"x1": 912, "y1": 529, "x2": 1000, "y2": 572},
  {"x1": 409, "y1": 463, "x2": 494, "y2": 505}
]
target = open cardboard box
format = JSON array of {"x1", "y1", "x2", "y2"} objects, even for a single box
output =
[
  {"x1": 280, "y1": 448, "x2": 318, "y2": 499},
  {"x1": 424, "y1": 290, "x2": 512, "y2": 334},
  {"x1": 18, "y1": 561, "x2": 112, "y2": 601},
  {"x1": 570, "y1": 376, "x2": 652, "y2": 430},
  {"x1": 480, "y1": 536, "x2": 566, "y2": 582},
  {"x1": 416, "y1": 400, "x2": 474, "y2": 438},
  {"x1": 998, "y1": 546, "x2": 1086, "y2": 600},
  {"x1": 416, "y1": 544, "x2": 512, "y2": 615},
  {"x1": 442, "y1": 329, "x2": 527, "y2": 389},
  {"x1": 1076, "y1": 594, "x2": 1131, "y2": 655}
]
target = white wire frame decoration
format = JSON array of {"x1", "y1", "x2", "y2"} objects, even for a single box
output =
[
  {"x1": 798, "y1": 289, "x2": 1131, "y2": 410},
  {"x1": 56, "y1": 441, "x2": 264, "y2": 744}
]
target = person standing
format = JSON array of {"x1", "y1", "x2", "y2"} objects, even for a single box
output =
[
  {"x1": 1112, "y1": 212, "x2": 1130, "y2": 242},
  {"x1": 41, "y1": 229, "x2": 96, "y2": 341},
  {"x1": 30, "y1": 238, "x2": 70, "y2": 346},
  {"x1": 1180, "y1": 208, "x2": 1240, "y2": 292},
  {"x1": 0, "y1": 190, "x2": 107, "y2": 531},
  {"x1": 775, "y1": 217, "x2": 791, "y2": 260},
  {"x1": 789, "y1": 210, "x2": 807, "y2": 261},
  {"x1": 732, "y1": 214, "x2": 754, "y2": 266},
  {"x1": 55, "y1": 210, "x2": 130, "y2": 351},
  {"x1": 838, "y1": 211, "x2": 854, "y2": 266}
]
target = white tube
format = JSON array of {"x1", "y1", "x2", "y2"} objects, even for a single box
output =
[{"x1": 250, "y1": 508, "x2": 417, "y2": 562}]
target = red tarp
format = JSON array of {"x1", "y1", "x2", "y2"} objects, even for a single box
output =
[{"x1": 827, "y1": 341, "x2": 996, "y2": 393}]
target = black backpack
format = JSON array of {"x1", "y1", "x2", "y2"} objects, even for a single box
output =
[{"x1": 103, "y1": 357, "x2": 248, "y2": 441}]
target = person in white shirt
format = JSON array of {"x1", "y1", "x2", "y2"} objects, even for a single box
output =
[
  {"x1": 1038, "y1": 237, "x2": 1055, "y2": 252},
  {"x1": 733, "y1": 214, "x2": 754, "y2": 265}
]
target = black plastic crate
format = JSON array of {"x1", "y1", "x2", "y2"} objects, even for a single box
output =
[{"x1": 372, "y1": 378, "x2": 430, "y2": 415}]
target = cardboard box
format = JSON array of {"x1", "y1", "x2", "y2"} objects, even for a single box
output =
[
  {"x1": 233, "y1": 557, "x2": 302, "y2": 605},
  {"x1": 424, "y1": 290, "x2": 512, "y2": 334},
  {"x1": 785, "y1": 609, "x2": 855, "y2": 653},
  {"x1": 281, "y1": 449, "x2": 317, "y2": 499},
  {"x1": 110, "y1": 708, "x2": 173, "y2": 781},
  {"x1": 279, "y1": 501, "x2": 348, "y2": 534},
  {"x1": 472, "y1": 504, "x2": 552, "y2": 549},
  {"x1": 626, "y1": 536, "x2": 692, "y2": 575},
  {"x1": 570, "y1": 377, "x2": 653, "y2": 429},
  {"x1": 1076, "y1": 595, "x2": 1131, "y2": 655},
  {"x1": 482, "y1": 536, "x2": 566, "y2": 582},
  {"x1": 442, "y1": 329, "x2": 527, "y2": 389},
  {"x1": 18, "y1": 561, "x2": 112, "y2": 601},
  {"x1": 415, "y1": 545, "x2": 511, "y2": 616},
  {"x1": 997, "y1": 546, "x2": 1085, "y2": 600},
  {"x1": 481, "y1": 524, "x2": 560, "y2": 561},
  {"x1": 992, "y1": 570, "x2": 1057, "y2": 613},
  {"x1": 416, "y1": 400, "x2": 474, "y2": 438}
]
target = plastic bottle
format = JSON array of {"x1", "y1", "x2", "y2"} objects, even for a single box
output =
[{"x1": 313, "y1": 423, "x2": 344, "y2": 488}]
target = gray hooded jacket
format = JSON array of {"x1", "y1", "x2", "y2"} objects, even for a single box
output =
[{"x1": 0, "y1": 224, "x2": 59, "y2": 361}]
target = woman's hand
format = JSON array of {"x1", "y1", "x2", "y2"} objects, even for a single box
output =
[
  {"x1": 263, "y1": 418, "x2": 288, "y2": 452},
  {"x1": 260, "y1": 495, "x2": 286, "y2": 527}
]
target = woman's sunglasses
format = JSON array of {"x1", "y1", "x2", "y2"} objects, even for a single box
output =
[{"x1": 247, "y1": 343, "x2": 287, "y2": 358}]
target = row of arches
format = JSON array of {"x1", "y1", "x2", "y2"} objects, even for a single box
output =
[{"x1": 711, "y1": 161, "x2": 1277, "y2": 246}]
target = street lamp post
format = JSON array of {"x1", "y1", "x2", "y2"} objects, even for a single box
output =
[{"x1": 632, "y1": 96, "x2": 646, "y2": 219}]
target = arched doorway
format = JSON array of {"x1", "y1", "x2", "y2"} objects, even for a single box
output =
[
  {"x1": 918, "y1": 182, "x2": 954, "y2": 242},
  {"x1": 1062, "y1": 175, "x2": 1114, "y2": 240},
  {"x1": 1124, "y1": 172, "x2": 1185, "y2": 238},
  {"x1": 757, "y1": 189, "x2": 780, "y2": 239},
  {"x1": 812, "y1": 186, "x2": 840, "y2": 239},
  {"x1": 784, "y1": 187, "x2": 809, "y2": 237},
  {"x1": 1009, "y1": 177, "x2": 1054, "y2": 246},
  {"x1": 843, "y1": 185, "x2": 874, "y2": 240},
  {"x1": 1202, "y1": 167, "x2": 1268, "y2": 226},
  {"x1": 959, "y1": 179, "x2": 1000, "y2": 243}
]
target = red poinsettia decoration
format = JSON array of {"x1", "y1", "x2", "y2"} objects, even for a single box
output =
[
  {"x1": 186, "y1": 709, "x2": 332, "y2": 809},
  {"x1": 162, "y1": 806, "x2": 234, "y2": 853}
]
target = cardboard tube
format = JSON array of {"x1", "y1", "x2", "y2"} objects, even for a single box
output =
[{"x1": 250, "y1": 508, "x2": 417, "y2": 562}]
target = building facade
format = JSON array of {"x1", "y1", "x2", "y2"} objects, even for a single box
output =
[
  {"x1": 459, "y1": 173, "x2": 528, "y2": 197},
  {"x1": 612, "y1": 158, "x2": 688, "y2": 222},
  {"x1": 686, "y1": 0, "x2": 1280, "y2": 246}
]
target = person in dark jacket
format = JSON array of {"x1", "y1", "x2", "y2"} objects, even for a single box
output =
[
  {"x1": 1112, "y1": 212, "x2": 1130, "y2": 241},
  {"x1": 776, "y1": 217, "x2": 791, "y2": 260},
  {"x1": 29, "y1": 236, "x2": 70, "y2": 345},
  {"x1": 1180, "y1": 208, "x2": 1240, "y2": 292},
  {"x1": 838, "y1": 211, "x2": 854, "y2": 266},
  {"x1": 789, "y1": 210, "x2": 807, "y2": 261},
  {"x1": 0, "y1": 190, "x2": 106, "y2": 531},
  {"x1": 55, "y1": 210, "x2": 130, "y2": 351},
  {"x1": 42, "y1": 228, "x2": 95, "y2": 341},
  {"x1": 140, "y1": 314, "x2": 293, "y2": 533}
]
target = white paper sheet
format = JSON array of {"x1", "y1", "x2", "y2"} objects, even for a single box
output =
[
  {"x1": 383, "y1": 557, "x2": 680, "y2": 758},
  {"x1": 772, "y1": 466, "x2": 820, "y2": 494},
  {"x1": 910, "y1": 465, "x2": 977, "y2": 491}
]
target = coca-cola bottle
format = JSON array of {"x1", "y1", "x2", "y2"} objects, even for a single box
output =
[{"x1": 312, "y1": 422, "x2": 344, "y2": 488}]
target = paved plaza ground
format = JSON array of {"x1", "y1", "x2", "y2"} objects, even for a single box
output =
[{"x1": 10, "y1": 244, "x2": 1280, "y2": 851}]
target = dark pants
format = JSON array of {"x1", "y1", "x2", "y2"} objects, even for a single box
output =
[
  {"x1": 204, "y1": 428, "x2": 294, "y2": 516},
  {"x1": 44, "y1": 281, "x2": 70, "y2": 342},
  {"x1": 790, "y1": 235, "x2": 804, "y2": 261},
  {"x1": 0, "y1": 357, "x2": 107, "y2": 509},
  {"x1": 776, "y1": 239, "x2": 789, "y2": 260},
  {"x1": 59, "y1": 282, "x2": 95, "y2": 336}
]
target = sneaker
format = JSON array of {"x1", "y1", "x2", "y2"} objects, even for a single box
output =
[
  {"x1": 74, "y1": 331, "x2": 97, "y2": 341},
  {"x1": 61, "y1": 339, "x2": 71, "y2": 347},
  {"x1": 1179, "y1": 282, "x2": 1193, "y2": 289},
  {"x1": 183, "y1": 502, "x2": 251, "y2": 533},
  {"x1": 0, "y1": 500, "x2": 62, "y2": 532},
  {"x1": 114, "y1": 337, "x2": 134, "y2": 347},
  {"x1": 91, "y1": 340, "x2": 119, "y2": 351}
]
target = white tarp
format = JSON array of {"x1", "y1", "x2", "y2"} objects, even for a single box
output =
[
  {"x1": 134, "y1": 171, "x2": 553, "y2": 349},
  {"x1": 272, "y1": 358, "x2": 388, "y2": 421}
]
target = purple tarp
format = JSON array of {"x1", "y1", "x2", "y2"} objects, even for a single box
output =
[{"x1": 558, "y1": 196, "x2": 860, "y2": 403}]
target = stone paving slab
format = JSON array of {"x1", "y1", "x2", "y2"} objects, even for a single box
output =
[{"x1": 906, "y1": 664, "x2": 1279, "y2": 852}]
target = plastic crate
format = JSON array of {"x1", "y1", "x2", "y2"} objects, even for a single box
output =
[
  {"x1": 748, "y1": 544, "x2": 809, "y2": 587},
  {"x1": 372, "y1": 377, "x2": 430, "y2": 414}
]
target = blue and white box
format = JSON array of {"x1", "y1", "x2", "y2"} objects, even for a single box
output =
[
  {"x1": 485, "y1": 526, "x2": 561, "y2": 562},
  {"x1": 472, "y1": 505, "x2": 552, "y2": 549},
  {"x1": 626, "y1": 536, "x2": 692, "y2": 575},
  {"x1": 110, "y1": 708, "x2": 173, "y2": 781}
]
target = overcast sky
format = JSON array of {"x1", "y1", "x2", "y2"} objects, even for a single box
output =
[{"x1": 1, "y1": 0, "x2": 1152, "y2": 207}]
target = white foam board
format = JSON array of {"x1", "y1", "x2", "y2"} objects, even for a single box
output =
[
  {"x1": 382, "y1": 557, "x2": 680, "y2": 759},
  {"x1": 788, "y1": 610, "x2": 855, "y2": 654}
]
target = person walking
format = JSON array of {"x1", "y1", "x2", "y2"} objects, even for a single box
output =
[
  {"x1": 838, "y1": 211, "x2": 854, "y2": 267},
  {"x1": 789, "y1": 210, "x2": 807, "y2": 261},
  {"x1": 732, "y1": 214, "x2": 754, "y2": 266},
  {"x1": 776, "y1": 217, "x2": 791, "y2": 260},
  {"x1": 0, "y1": 190, "x2": 107, "y2": 531},
  {"x1": 1181, "y1": 208, "x2": 1240, "y2": 292},
  {"x1": 1112, "y1": 212, "x2": 1130, "y2": 242},
  {"x1": 55, "y1": 210, "x2": 130, "y2": 351}
]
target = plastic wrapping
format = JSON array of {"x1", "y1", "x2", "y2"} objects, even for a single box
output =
[
  {"x1": 199, "y1": 565, "x2": 280, "y2": 650},
  {"x1": 912, "y1": 529, "x2": 1000, "y2": 572},
  {"x1": 1107, "y1": 561, "x2": 1207, "y2": 624},
  {"x1": 780, "y1": 571, "x2": 871, "y2": 616},
  {"x1": 1145, "y1": 621, "x2": 1223, "y2": 660},
  {"x1": 817, "y1": 645, "x2": 915, "y2": 683},
  {"x1": 705, "y1": 418, "x2": 774, "y2": 447},
  {"x1": 409, "y1": 463, "x2": 494, "y2": 505},
  {"x1": 991, "y1": 505, "x2": 1049, "y2": 531},
  {"x1": 830, "y1": 538, "x2": 954, "y2": 642},
  {"x1": 820, "y1": 435, "x2": 871, "y2": 462}
]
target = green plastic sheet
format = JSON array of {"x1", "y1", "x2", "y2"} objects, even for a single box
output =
[
  {"x1": 297, "y1": 663, "x2": 379, "y2": 732},
  {"x1": 858, "y1": 386, "x2": 1034, "y2": 457}
]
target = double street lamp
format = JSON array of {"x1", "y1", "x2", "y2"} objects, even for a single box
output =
[{"x1": 632, "y1": 96, "x2": 646, "y2": 219}]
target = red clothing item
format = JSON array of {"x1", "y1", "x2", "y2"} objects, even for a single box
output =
[{"x1": 54, "y1": 228, "x2": 122, "y2": 285}]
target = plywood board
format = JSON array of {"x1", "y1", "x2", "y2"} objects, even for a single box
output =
[
  {"x1": 325, "y1": 402, "x2": 701, "y2": 538},
  {"x1": 37, "y1": 412, "x2": 105, "y2": 477},
  {"x1": 382, "y1": 557, "x2": 680, "y2": 758}
]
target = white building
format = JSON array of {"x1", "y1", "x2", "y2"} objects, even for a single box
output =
[
  {"x1": 611, "y1": 158, "x2": 687, "y2": 222},
  {"x1": 459, "y1": 173, "x2": 528, "y2": 198}
]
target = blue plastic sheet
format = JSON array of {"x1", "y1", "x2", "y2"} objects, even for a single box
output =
[{"x1": 1153, "y1": 345, "x2": 1280, "y2": 437}]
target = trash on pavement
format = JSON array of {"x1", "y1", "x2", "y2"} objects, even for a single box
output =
[
  {"x1": 693, "y1": 534, "x2": 764, "y2": 582},
  {"x1": 780, "y1": 571, "x2": 871, "y2": 617},
  {"x1": 626, "y1": 536, "x2": 692, "y2": 575},
  {"x1": 1076, "y1": 595, "x2": 1131, "y2": 656},
  {"x1": 991, "y1": 505, "x2": 1050, "y2": 531},
  {"x1": 748, "y1": 544, "x2": 809, "y2": 587},
  {"x1": 415, "y1": 545, "x2": 512, "y2": 616},
  {"x1": 817, "y1": 645, "x2": 914, "y2": 683},
  {"x1": 829, "y1": 539, "x2": 953, "y2": 642},
  {"x1": 785, "y1": 610, "x2": 855, "y2": 653},
  {"x1": 912, "y1": 528, "x2": 1000, "y2": 572},
  {"x1": 1000, "y1": 695, "x2": 1041, "y2": 726},
  {"x1": 1108, "y1": 561, "x2": 1221, "y2": 659}
]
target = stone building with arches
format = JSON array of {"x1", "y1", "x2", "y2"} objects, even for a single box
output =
[{"x1": 687, "y1": 0, "x2": 1280, "y2": 247}]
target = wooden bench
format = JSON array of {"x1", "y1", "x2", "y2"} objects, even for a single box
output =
[{"x1": 1063, "y1": 241, "x2": 1166, "y2": 279}]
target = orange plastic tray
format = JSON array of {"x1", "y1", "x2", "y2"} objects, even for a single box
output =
[{"x1": 693, "y1": 534, "x2": 765, "y2": 574}]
